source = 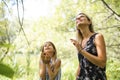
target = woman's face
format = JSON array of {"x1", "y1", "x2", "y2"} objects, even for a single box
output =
[
  {"x1": 43, "y1": 42, "x2": 55, "y2": 57},
  {"x1": 76, "y1": 14, "x2": 91, "y2": 28}
]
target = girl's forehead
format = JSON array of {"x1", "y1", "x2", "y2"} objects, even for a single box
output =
[{"x1": 44, "y1": 42, "x2": 52, "y2": 45}]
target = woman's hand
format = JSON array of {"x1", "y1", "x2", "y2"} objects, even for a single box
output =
[
  {"x1": 41, "y1": 52, "x2": 51, "y2": 64},
  {"x1": 70, "y1": 39, "x2": 82, "y2": 52}
]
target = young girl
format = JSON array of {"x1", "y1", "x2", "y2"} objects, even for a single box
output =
[{"x1": 39, "y1": 41, "x2": 61, "y2": 80}]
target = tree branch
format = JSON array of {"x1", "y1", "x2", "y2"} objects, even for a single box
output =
[
  {"x1": 101, "y1": 13, "x2": 114, "y2": 23},
  {"x1": 101, "y1": 0, "x2": 120, "y2": 21},
  {"x1": 0, "y1": 25, "x2": 10, "y2": 62},
  {"x1": 16, "y1": 0, "x2": 30, "y2": 46},
  {"x1": 96, "y1": 25, "x2": 120, "y2": 31},
  {"x1": 107, "y1": 44, "x2": 120, "y2": 47},
  {"x1": 1, "y1": 0, "x2": 11, "y2": 13}
]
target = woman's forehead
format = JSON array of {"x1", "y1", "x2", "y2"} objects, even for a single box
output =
[{"x1": 76, "y1": 14, "x2": 86, "y2": 18}]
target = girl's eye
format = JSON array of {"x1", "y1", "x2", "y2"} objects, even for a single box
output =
[
  {"x1": 76, "y1": 18, "x2": 80, "y2": 20},
  {"x1": 44, "y1": 44, "x2": 48, "y2": 47},
  {"x1": 44, "y1": 44, "x2": 52, "y2": 47}
]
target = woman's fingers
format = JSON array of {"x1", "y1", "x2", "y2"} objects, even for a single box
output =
[
  {"x1": 70, "y1": 39, "x2": 77, "y2": 45},
  {"x1": 70, "y1": 39, "x2": 76, "y2": 42},
  {"x1": 70, "y1": 39, "x2": 79, "y2": 46},
  {"x1": 70, "y1": 39, "x2": 82, "y2": 51}
]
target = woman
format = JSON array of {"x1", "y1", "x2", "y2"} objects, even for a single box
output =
[
  {"x1": 39, "y1": 41, "x2": 61, "y2": 80},
  {"x1": 70, "y1": 13, "x2": 107, "y2": 80}
]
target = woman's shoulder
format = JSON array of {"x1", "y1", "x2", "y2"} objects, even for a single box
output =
[
  {"x1": 92, "y1": 32, "x2": 103, "y2": 37},
  {"x1": 95, "y1": 33, "x2": 104, "y2": 39},
  {"x1": 94, "y1": 33, "x2": 105, "y2": 45}
]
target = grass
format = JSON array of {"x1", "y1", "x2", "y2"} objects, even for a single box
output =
[{"x1": 1, "y1": 54, "x2": 120, "y2": 80}]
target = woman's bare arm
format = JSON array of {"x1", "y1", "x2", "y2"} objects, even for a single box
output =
[
  {"x1": 76, "y1": 64, "x2": 80, "y2": 78},
  {"x1": 71, "y1": 33, "x2": 107, "y2": 68}
]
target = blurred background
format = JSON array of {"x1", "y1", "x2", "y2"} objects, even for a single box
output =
[{"x1": 0, "y1": 0, "x2": 120, "y2": 80}]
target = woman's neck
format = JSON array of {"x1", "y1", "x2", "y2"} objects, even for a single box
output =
[
  {"x1": 82, "y1": 31, "x2": 93, "y2": 39},
  {"x1": 79, "y1": 26, "x2": 93, "y2": 39}
]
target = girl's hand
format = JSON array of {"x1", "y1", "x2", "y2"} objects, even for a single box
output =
[{"x1": 41, "y1": 52, "x2": 51, "y2": 64}]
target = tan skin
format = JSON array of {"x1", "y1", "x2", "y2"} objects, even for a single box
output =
[
  {"x1": 39, "y1": 42, "x2": 61, "y2": 80},
  {"x1": 70, "y1": 14, "x2": 106, "y2": 78}
]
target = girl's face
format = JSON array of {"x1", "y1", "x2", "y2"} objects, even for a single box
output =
[
  {"x1": 76, "y1": 14, "x2": 91, "y2": 28},
  {"x1": 43, "y1": 42, "x2": 55, "y2": 57}
]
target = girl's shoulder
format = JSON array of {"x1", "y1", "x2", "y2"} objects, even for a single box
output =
[
  {"x1": 54, "y1": 58, "x2": 61, "y2": 67},
  {"x1": 56, "y1": 58, "x2": 61, "y2": 61},
  {"x1": 55, "y1": 58, "x2": 61, "y2": 64}
]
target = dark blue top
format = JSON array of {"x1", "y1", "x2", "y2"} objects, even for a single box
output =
[{"x1": 77, "y1": 33, "x2": 106, "y2": 80}]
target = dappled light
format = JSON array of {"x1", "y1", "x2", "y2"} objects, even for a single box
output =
[{"x1": 0, "y1": 0, "x2": 120, "y2": 80}]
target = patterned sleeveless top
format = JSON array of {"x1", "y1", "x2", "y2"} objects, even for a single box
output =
[{"x1": 77, "y1": 33, "x2": 106, "y2": 80}]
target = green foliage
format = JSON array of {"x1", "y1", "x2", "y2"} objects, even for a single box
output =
[
  {"x1": 0, "y1": 0, "x2": 120, "y2": 80},
  {"x1": 105, "y1": 0, "x2": 120, "y2": 13},
  {"x1": 0, "y1": 63, "x2": 14, "y2": 78},
  {"x1": 106, "y1": 58, "x2": 120, "y2": 80},
  {"x1": 62, "y1": 57, "x2": 78, "y2": 80}
]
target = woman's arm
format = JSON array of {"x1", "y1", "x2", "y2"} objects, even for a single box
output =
[
  {"x1": 46, "y1": 59, "x2": 61, "y2": 80},
  {"x1": 71, "y1": 33, "x2": 107, "y2": 68},
  {"x1": 76, "y1": 64, "x2": 80, "y2": 78}
]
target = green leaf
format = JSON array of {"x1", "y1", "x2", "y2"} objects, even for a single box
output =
[{"x1": 0, "y1": 63, "x2": 14, "y2": 78}]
